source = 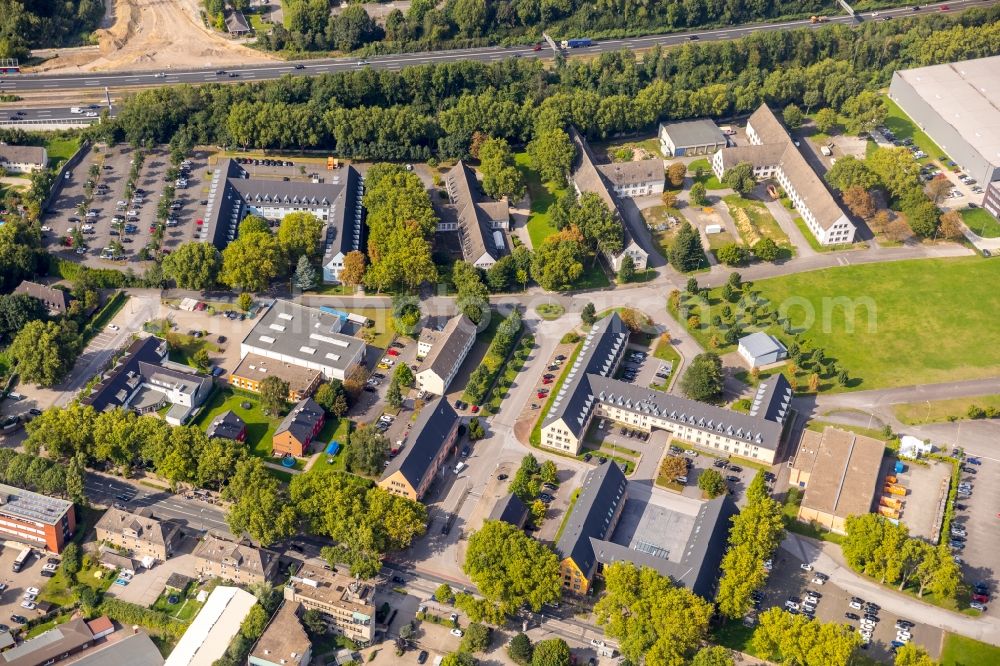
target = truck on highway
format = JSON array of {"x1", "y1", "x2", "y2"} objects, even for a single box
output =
[
  {"x1": 560, "y1": 38, "x2": 593, "y2": 48},
  {"x1": 810, "y1": 15, "x2": 828, "y2": 23}
]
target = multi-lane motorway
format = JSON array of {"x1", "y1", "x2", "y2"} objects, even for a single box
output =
[{"x1": 2, "y1": 0, "x2": 992, "y2": 100}]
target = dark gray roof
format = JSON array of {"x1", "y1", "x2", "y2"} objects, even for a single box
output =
[
  {"x1": 274, "y1": 397, "x2": 324, "y2": 444},
  {"x1": 81, "y1": 337, "x2": 169, "y2": 412},
  {"x1": 415, "y1": 314, "x2": 477, "y2": 390},
  {"x1": 488, "y1": 494, "x2": 529, "y2": 528},
  {"x1": 739, "y1": 332, "x2": 786, "y2": 359},
  {"x1": 0, "y1": 483, "x2": 73, "y2": 526},
  {"x1": 590, "y1": 495, "x2": 736, "y2": 599},
  {"x1": 12, "y1": 280, "x2": 69, "y2": 313},
  {"x1": 322, "y1": 164, "x2": 365, "y2": 262},
  {"x1": 0, "y1": 617, "x2": 94, "y2": 666},
  {"x1": 225, "y1": 9, "x2": 250, "y2": 33},
  {"x1": 379, "y1": 397, "x2": 458, "y2": 493},
  {"x1": 68, "y1": 632, "x2": 164, "y2": 666},
  {"x1": 205, "y1": 410, "x2": 246, "y2": 440},
  {"x1": 543, "y1": 313, "x2": 630, "y2": 437},
  {"x1": 589, "y1": 374, "x2": 786, "y2": 451},
  {"x1": 748, "y1": 374, "x2": 793, "y2": 426},
  {"x1": 555, "y1": 462, "x2": 627, "y2": 581},
  {"x1": 137, "y1": 361, "x2": 213, "y2": 400},
  {"x1": 446, "y1": 161, "x2": 508, "y2": 264},
  {"x1": 658, "y1": 119, "x2": 727, "y2": 147}
]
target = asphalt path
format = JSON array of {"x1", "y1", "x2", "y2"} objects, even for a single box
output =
[{"x1": 2, "y1": 0, "x2": 992, "y2": 98}]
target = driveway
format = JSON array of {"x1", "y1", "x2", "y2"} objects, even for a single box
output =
[{"x1": 105, "y1": 536, "x2": 200, "y2": 606}]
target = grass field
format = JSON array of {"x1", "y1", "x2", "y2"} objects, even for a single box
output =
[
  {"x1": 723, "y1": 195, "x2": 794, "y2": 256},
  {"x1": 193, "y1": 388, "x2": 278, "y2": 459},
  {"x1": 688, "y1": 159, "x2": 725, "y2": 190},
  {"x1": 745, "y1": 257, "x2": 1000, "y2": 390},
  {"x1": 515, "y1": 152, "x2": 566, "y2": 247},
  {"x1": 961, "y1": 207, "x2": 1000, "y2": 238},
  {"x1": 893, "y1": 394, "x2": 1000, "y2": 425},
  {"x1": 45, "y1": 136, "x2": 82, "y2": 168},
  {"x1": 882, "y1": 96, "x2": 944, "y2": 165},
  {"x1": 940, "y1": 633, "x2": 1000, "y2": 665}
]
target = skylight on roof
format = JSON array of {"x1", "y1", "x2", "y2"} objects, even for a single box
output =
[
  {"x1": 259, "y1": 335, "x2": 275, "y2": 344},
  {"x1": 299, "y1": 346, "x2": 316, "y2": 355}
]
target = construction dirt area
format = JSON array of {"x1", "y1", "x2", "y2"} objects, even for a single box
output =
[{"x1": 30, "y1": 0, "x2": 275, "y2": 73}]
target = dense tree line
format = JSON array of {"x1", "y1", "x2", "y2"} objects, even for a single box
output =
[
  {"x1": 751, "y1": 607, "x2": 861, "y2": 666},
  {"x1": 0, "y1": 0, "x2": 104, "y2": 59},
  {"x1": 104, "y1": 10, "x2": 1000, "y2": 161},
  {"x1": 716, "y1": 473, "x2": 785, "y2": 619},
  {"x1": 0, "y1": 447, "x2": 85, "y2": 503},
  {"x1": 465, "y1": 309, "x2": 521, "y2": 403}
]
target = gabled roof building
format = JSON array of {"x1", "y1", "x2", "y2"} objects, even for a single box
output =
[
  {"x1": 711, "y1": 104, "x2": 855, "y2": 246},
  {"x1": 204, "y1": 410, "x2": 246, "y2": 442},
  {"x1": 441, "y1": 161, "x2": 510, "y2": 270},
  {"x1": 378, "y1": 398, "x2": 460, "y2": 501},
  {"x1": 94, "y1": 506, "x2": 182, "y2": 562},
  {"x1": 0, "y1": 145, "x2": 47, "y2": 173},
  {"x1": 193, "y1": 535, "x2": 279, "y2": 586},
  {"x1": 13, "y1": 280, "x2": 70, "y2": 315},
  {"x1": 540, "y1": 313, "x2": 791, "y2": 464},
  {"x1": 249, "y1": 602, "x2": 312, "y2": 666},
  {"x1": 569, "y1": 128, "x2": 662, "y2": 272},
  {"x1": 272, "y1": 397, "x2": 326, "y2": 458},
  {"x1": 415, "y1": 314, "x2": 477, "y2": 396}
]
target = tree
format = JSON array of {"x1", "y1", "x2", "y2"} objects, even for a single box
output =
[
  {"x1": 259, "y1": 376, "x2": 289, "y2": 416},
  {"x1": 294, "y1": 256, "x2": 319, "y2": 292},
  {"x1": 192, "y1": 348, "x2": 211, "y2": 372},
  {"x1": 386, "y1": 380, "x2": 403, "y2": 410},
  {"x1": 581, "y1": 302, "x2": 596, "y2": 326},
  {"x1": 463, "y1": 520, "x2": 562, "y2": 615},
  {"x1": 278, "y1": 211, "x2": 325, "y2": 263},
  {"x1": 752, "y1": 608, "x2": 860, "y2": 666},
  {"x1": 539, "y1": 460, "x2": 558, "y2": 485},
  {"x1": 753, "y1": 237, "x2": 779, "y2": 262},
  {"x1": 345, "y1": 425, "x2": 389, "y2": 476},
  {"x1": 938, "y1": 210, "x2": 964, "y2": 240},
  {"x1": 618, "y1": 255, "x2": 636, "y2": 283},
  {"x1": 0, "y1": 293, "x2": 46, "y2": 339},
  {"x1": 813, "y1": 108, "x2": 839, "y2": 134},
  {"x1": 449, "y1": 0, "x2": 486, "y2": 36},
  {"x1": 841, "y1": 91, "x2": 887, "y2": 135},
  {"x1": 594, "y1": 562, "x2": 713, "y2": 665},
  {"x1": 392, "y1": 297, "x2": 422, "y2": 336},
  {"x1": 669, "y1": 222, "x2": 705, "y2": 272},
  {"x1": 716, "y1": 243, "x2": 750, "y2": 266},
  {"x1": 435, "y1": 583, "x2": 454, "y2": 604},
  {"x1": 508, "y1": 633, "x2": 533, "y2": 666},
  {"x1": 221, "y1": 231, "x2": 283, "y2": 292},
  {"x1": 239, "y1": 215, "x2": 271, "y2": 236},
  {"x1": 441, "y1": 653, "x2": 476, "y2": 666},
  {"x1": 531, "y1": 639, "x2": 570, "y2": 666},
  {"x1": 825, "y1": 156, "x2": 878, "y2": 192},
  {"x1": 394, "y1": 363, "x2": 415, "y2": 387},
  {"x1": 667, "y1": 162, "x2": 687, "y2": 187},
  {"x1": 690, "y1": 182, "x2": 708, "y2": 206},
  {"x1": 303, "y1": 609, "x2": 327, "y2": 636},
  {"x1": 315, "y1": 381, "x2": 349, "y2": 417},
  {"x1": 692, "y1": 646, "x2": 735, "y2": 666},
  {"x1": 237, "y1": 292, "x2": 253, "y2": 312},
  {"x1": 241, "y1": 604, "x2": 269, "y2": 639},
  {"x1": 9, "y1": 320, "x2": 78, "y2": 387},
  {"x1": 698, "y1": 468, "x2": 727, "y2": 498},
  {"x1": 868, "y1": 147, "x2": 922, "y2": 198},
  {"x1": 531, "y1": 230, "x2": 585, "y2": 291},
  {"x1": 783, "y1": 104, "x2": 804, "y2": 129},
  {"x1": 661, "y1": 191, "x2": 678, "y2": 207},
  {"x1": 723, "y1": 162, "x2": 756, "y2": 196},
  {"x1": 460, "y1": 623, "x2": 491, "y2": 653},
  {"x1": 926, "y1": 177, "x2": 953, "y2": 205},
  {"x1": 527, "y1": 129, "x2": 575, "y2": 183},
  {"x1": 162, "y1": 242, "x2": 221, "y2": 290},
  {"x1": 467, "y1": 416, "x2": 485, "y2": 441},
  {"x1": 329, "y1": 4, "x2": 380, "y2": 51},
  {"x1": 453, "y1": 260, "x2": 490, "y2": 324},
  {"x1": 479, "y1": 137, "x2": 524, "y2": 200},
  {"x1": 61, "y1": 543, "x2": 81, "y2": 576},
  {"x1": 659, "y1": 455, "x2": 687, "y2": 483},
  {"x1": 223, "y1": 458, "x2": 298, "y2": 546},
  {"x1": 905, "y1": 199, "x2": 940, "y2": 238},
  {"x1": 340, "y1": 250, "x2": 366, "y2": 287},
  {"x1": 894, "y1": 643, "x2": 935, "y2": 666},
  {"x1": 680, "y1": 353, "x2": 723, "y2": 402},
  {"x1": 885, "y1": 217, "x2": 911, "y2": 243},
  {"x1": 573, "y1": 193, "x2": 622, "y2": 258},
  {"x1": 842, "y1": 186, "x2": 877, "y2": 220}
]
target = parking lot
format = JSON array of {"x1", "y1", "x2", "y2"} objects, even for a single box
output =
[
  {"x1": 762, "y1": 552, "x2": 943, "y2": 661},
  {"x1": 42, "y1": 146, "x2": 208, "y2": 267},
  {"x1": 0, "y1": 544, "x2": 55, "y2": 629},
  {"x1": 951, "y1": 453, "x2": 996, "y2": 615}
]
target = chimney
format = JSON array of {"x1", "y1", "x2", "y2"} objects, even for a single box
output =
[{"x1": 132, "y1": 625, "x2": 139, "y2": 635}]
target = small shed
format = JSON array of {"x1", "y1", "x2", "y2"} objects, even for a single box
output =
[
  {"x1": 899, "y1": 435, "x2": 933, "y2": 459},
  {"x1": 86, "y1": 616, "x2": 114, "y2": 639},
  {"x1": 165, "y1": 572, "x2": 194, "y2": 594},
  {"x1": 737, "y1": 332, "x2": 787, "y2": 368}
]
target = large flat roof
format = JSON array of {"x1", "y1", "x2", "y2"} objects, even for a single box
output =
[
  {"x1": 793, "y1": 426, "x2": 884, "y2": 519},
  {"x1": 0, "y1": 483, "x2": 73, "y2": 526},
  {"x1": 895, "y1": 56, "x2": 1000, "y2": 169},
  {"x1": 165, "y1": 587, "x2": 257, "y2": 666},
  {"x1": 242, "y1": 300, "x2": 364, "y2": 373}
]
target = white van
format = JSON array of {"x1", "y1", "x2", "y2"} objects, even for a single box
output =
[
  {"x1": 70, "y1": 107, "x2": 83, "y2": 114},
  {"x1": 454, "y1": 462, "x2": 467, "y2": 475}
]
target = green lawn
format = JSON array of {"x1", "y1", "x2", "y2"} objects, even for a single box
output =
[
  {"x1": 792, "y1": 216, "x2": 857, "y2": 253},
  {"x1": 960, "y1": 207, "x2": 1000, "y2": 238},
  {"x1": 302, "y1": 417, "x2": 354, "y2": 477},
  {"x1": 650, "y1": 334, "x2": 681, "y2": 390},
  {"x1": 515, "y1": 152, "x2": 566, "y2": 247},
  {"x1": 26, "y1": 613, "x2": 73, "y2": 638},
  {"x1": 192, "y1": 388, "x2": 278, "y2": 459},
  {"x1": 940, "y1": 633, "x2": 1000, "y2": 665},
  {"x1": 723, "y1": 194, "x2": 794, "y2": 256},
  {"x1": 40, "y1": 555, "x2": 116, "y2": 607},
  {"x1": 535, "y1": 303, "x2": 565, "y2": 321},
  {"x1": 45, "y1": 136, "x2": 82, "y2": 168},
  {"x1": 732, "y1": 257, "x2": 1000, "y2": 390},
  {"x1": 688, "y1": 158, "x2": 725, "y2": 190},
  {"x1": 882, "y1": 96, "x2": 945, "y2": 165},
  {"x1": 165, "y1": 331, "x2": 218, "y2": 369},
  {"x1": 893, "y1": 394, "x2": 1000, "y2": 425},
  {"x1": 345, "y1": 308, "x2": 395, "y2": 349},
  {"x1": 712, "y1": 619, "x2": 761, "y2": 657}
]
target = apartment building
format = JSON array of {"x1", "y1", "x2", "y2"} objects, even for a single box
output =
[
  {"x1": 414, "y1": 315, "x2": 477, "y2": 396},
  {"x1": 378, "y1": 398, "x2": 460, "y2": 501},
  {"x1": 193, "y1": 535, "x2": 278, "y2": 586},
  {"x1": 442, "y1": 161, "x2": 510, "y2": 269},
  {"x1": 283, "y1": 566, "x2": 376, "y2": 645},
  {"x1": 249, "y1": 602, "x2": 312, "y2": 666},
  {"x1": 94, "y1": 507, "x2": 181, "y2": 562},
  {"x1": 272, "y1": 397, "x2": 326, "y2": 457},
  {"x1": 0, "y1": 484, "x2": 75, "y2": 553},
  {"x1": 0, "y1": 145, "x2": 47, "y2": 173}
]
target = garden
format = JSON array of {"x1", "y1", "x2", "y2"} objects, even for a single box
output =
[
  {"x1": 722, "y1": 195, "x2": 794, "y2": 259},
  {"x1": 960, "y1": 206, "x2": 1000, "y2": 239},
  {"x1": 688, "y1": 158, "x2": 725, "y2": 190},
  {"x1": 193, "y1": 387, "x2": 280, "y2": 460}
]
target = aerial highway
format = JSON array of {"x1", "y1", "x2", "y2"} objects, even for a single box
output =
[{"x1": 1, "y1": 0, "x2": 992, "y2": 99}]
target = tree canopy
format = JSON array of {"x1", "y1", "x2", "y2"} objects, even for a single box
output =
[
  {"x1": 680, "y1": 352, "x2": 723, "y2": 402},
  {"x1": 162, "y1": 242, "x2": 221, "y2": 290}
]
